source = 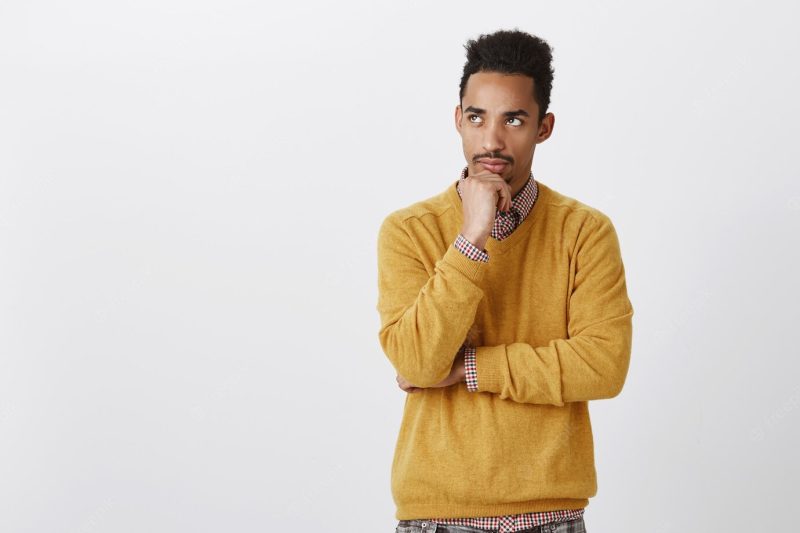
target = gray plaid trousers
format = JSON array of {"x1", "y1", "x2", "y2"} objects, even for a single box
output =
[{"x1": 395, "y1": 517, "x2": 586, "y2": 533}]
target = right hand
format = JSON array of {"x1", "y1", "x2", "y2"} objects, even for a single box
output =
[{"x1": 458, "y1": 170, "x2": 512, "y2": 250}]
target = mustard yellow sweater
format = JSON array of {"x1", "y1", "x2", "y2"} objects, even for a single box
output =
[{"x1": 376, "y1": 178, "x2": 634, "y2": 520}]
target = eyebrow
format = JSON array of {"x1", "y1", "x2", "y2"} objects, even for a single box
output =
[{"x1": 464, "y1": 106, "x2": 530, "y2": 118}]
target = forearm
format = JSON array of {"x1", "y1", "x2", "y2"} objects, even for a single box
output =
[
  {"x1": 471, "y1": 311, "x2": 633, "y2": 405},
  {"x1": 377, "y1": 214, "x2": 489, "y2": 387}
]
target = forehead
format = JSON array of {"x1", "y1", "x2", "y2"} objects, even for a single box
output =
[{"x1": 463, "y1": 71, "x2": 537, "y2": 110}]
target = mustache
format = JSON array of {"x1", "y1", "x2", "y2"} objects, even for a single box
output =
[{"x1": 473, "y1": 152, "x2": 514, "y2": 164}]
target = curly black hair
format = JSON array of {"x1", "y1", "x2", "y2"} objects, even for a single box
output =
[{"x1": 459, "y1": 29, "x2": 555, "y2": 123}]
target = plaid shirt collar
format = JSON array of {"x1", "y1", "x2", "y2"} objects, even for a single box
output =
[{"x1": 455, "y1": 165, "x2": 539, "y2": 240}]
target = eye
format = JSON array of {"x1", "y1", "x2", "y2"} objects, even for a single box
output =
[
  {"x1": 467, "y1": 114, "x2": 483, "y2": 123},
  {"x1": 507, "y1": 117, "x2": 523, "y2": 126}
]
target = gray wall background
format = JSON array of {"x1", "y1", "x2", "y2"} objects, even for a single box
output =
[{"x1": 1, "y1": 1, "x2": 798, "y2": 531}]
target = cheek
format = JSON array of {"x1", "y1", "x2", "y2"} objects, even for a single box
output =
[
  {"x1": 511, "y1": 135, "x2": 538, "y2": 156},
  {"x1": 461, "y1": 130, "x2": 483, "y2": 149}
]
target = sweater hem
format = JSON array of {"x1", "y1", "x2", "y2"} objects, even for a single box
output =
[{"x1": 396, "y1": 498, "x2": 590, "y2": 520}]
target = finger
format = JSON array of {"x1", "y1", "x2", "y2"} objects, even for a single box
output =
[
  {"x1": 470, "y1": 169, "x2": 505, "y2": 180},
  {"x1": 494, "y1": 191, "x2": 508, "y2": 214},
  {"x1": 496, "y1": 183, "x2": 511, "y2": 212}
]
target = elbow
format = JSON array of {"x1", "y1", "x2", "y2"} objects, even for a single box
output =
[
  {"x1": 604, "y1": 374, "x2": 626, "y2": 399},
  {"x1": 601, "y1": 347, "x2": 631, "y2": 399},
  {"x1": 588, "y1": 372, "x2": 626, "y2": 401}
]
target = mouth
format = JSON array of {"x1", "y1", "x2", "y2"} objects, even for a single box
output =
[{"x1": 477, "y1": 158, "x2": 510, "y2": 174}]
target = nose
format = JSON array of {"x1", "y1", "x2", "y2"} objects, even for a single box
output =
[{"x1": 482, "y1": 121, "x2": 505, "y2": 154}]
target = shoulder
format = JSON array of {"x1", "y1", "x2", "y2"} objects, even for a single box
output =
[
  {"x1": 379, "y1": 183, "x2": 457, "y2": 234},
  {"x1": 537, "y1": 181, "x2": 615, "y2": 229},
  {"x1": 537, "y1": 182, "x2": 626, "y2": 260}
]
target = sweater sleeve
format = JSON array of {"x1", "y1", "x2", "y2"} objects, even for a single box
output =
[
  {"x1": 473, "y1": 214, "x2": 634, "y2": 405},
  {"x1": 376, "y1": 212, "x2": 488, "y2": 388}
]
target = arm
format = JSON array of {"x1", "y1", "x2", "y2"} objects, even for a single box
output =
[
  {"x1": 377, "y1": 212, "x2": 488, "y2": 388},
  {"x1": 471, "y1": 214, "x2": 634, "y2": 405}
]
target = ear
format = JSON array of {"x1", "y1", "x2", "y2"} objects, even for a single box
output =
[
  {"x1": 537, "y1": 112, "x2": 555, "y2": 143},
  {"x1": 454, "y1": 104, "x2": 463, "y2": 135}
]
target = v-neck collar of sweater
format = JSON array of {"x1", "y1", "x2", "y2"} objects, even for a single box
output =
[{"x1": 447, "y1": 173, "x2": 548, "y2": 256}]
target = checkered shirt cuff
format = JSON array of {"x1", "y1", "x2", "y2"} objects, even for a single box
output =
[
  {"x1": 454, "y1": 234, "x2": 489, "y2": 263},
  {"x1": 464, "y1": 346, "x2": 478, "y2": 392}
]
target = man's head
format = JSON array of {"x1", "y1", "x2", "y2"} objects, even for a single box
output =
[{"x1": 455, "y1": 29, "x2": 556, "y2": 196}]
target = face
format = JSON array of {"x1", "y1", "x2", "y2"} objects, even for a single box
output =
[{"x1": 455, "y1": 71, "x2": 555, "y2": 197}]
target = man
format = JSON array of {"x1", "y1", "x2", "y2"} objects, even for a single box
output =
[{"x1": 376, "y1": 29, "x2": 633, "y2": 533}]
